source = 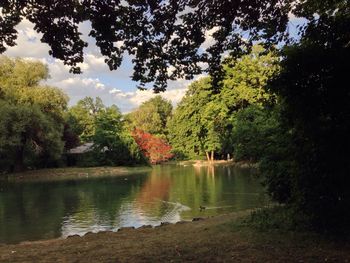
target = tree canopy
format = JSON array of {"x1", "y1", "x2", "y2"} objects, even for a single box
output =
[
  {"x1": 0, "y1": 57, "x2": 68, "y2": 171},
  {"x1": 167, "y1": 45, "x2": 279, "y2": 160},
  {"x1": 0, "y1": 0, "x2": 329, "y2": 91},
  {"x1": 125, "y1": 95, "x2": 172, "y2": 137}
]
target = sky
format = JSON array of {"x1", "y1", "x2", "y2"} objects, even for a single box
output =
[
  {"x1": 4, "y1": 20, "x2": 207, "y2": 113},
  {"x1": 4, "y1": 15, "x2": 305, "y2": 113}
]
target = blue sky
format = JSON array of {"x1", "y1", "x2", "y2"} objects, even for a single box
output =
[
  {"x1": 4, "y1": 20, "x2": 199, "y2": 113},
  {"x1": 4, "y1": 16, "x2": 305, "y2": 113}
]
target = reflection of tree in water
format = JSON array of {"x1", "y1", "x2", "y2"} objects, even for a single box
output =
[
  {"x1": 0, "y1": 165, "x2": 268, "y2": 243},
  {"x1": 193, "y1": 164, "x2": 215, "y2": 177},
  {"x1": 0, "y1": 181, "x2": 80, "y2": 243},
  {"x1": 134, "y1": 169, "x2": 172, "y2": 218},
  {"x1": 0, "y1": 176, "x2": 146, "y2": 243}
]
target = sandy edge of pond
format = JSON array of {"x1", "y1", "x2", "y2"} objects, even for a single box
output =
[
  {"x1": 0, "y1": 166, "x2": 152, "y2": 182},
  {"x1": 178, "y1": 159, "x2": 259, "y2": 168},
  {"x1": 0, "y1": 161, "x2": 257, "y2": 182},
  {"x1": 0, "y1": 210, "x2": 349, "y2": 263}
]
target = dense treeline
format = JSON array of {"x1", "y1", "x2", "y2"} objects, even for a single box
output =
[
  {"x1": 0, "y1": 58, "x2": 175, "y2": 171},
  {"x1": 167, "y1": 45, "x2": 279, "y2": 161},
  {"x1": 66, "y1": 97, "x2": 147, "y2": 166}
]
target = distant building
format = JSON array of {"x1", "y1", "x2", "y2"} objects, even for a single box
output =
[{"x1": 68, "y1": 143, "x2": 94, "y2": 154}]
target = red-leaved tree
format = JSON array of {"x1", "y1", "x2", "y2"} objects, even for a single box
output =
[{"x1": 132, "y1": 129, "x2": 174, "y2": 164}]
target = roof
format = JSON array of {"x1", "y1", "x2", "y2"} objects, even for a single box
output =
[{"x1": 68, "y1": 143, "x2": 94, "y2": 154}]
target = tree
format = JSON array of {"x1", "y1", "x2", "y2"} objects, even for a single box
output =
[
  {"x1": 0, "y1": 56, "x2": 48, "y2": 92},
  {"x1": 92, "y1": 105, "x2": 146, "y2": 165},
  {"x1": 93, "y1": 105, "x2": 123, "y2": 153},
  {"x1": 0, "y1": 0, "x2": 294, "y2": 90},
  {"x1": 0, "y1": 102, "x2": 64, "y2": 172},
  {"x1": 126, "y1": 95, "x2": 172, "y2": 137},
  {"x1": 0, "y1": 57, "x2": 68, "y2": 171},
  {"x1": 132, "y1": 129, "x2": 173, "y2": 164},
  {"x1": 264, "y1": 8, "x2": 350, "y2": 230},
  {"x1": 168, "y1": 46, "x2": 279, "y2": 160},
  {"x1": 67, "y1": 98, "x2": 147, "y2": 166},
  {"x1": 167, "y1": 77, "x2": 215, "y2": 159},
  {"x1": 220, "y1": 45, "x2": 279, "y2": 111},
  {"x1": 67, "y1": 97, "x2": 105, "y2": 142}
]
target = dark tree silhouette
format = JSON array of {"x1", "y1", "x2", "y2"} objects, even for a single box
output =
[{"x1": 0, "y1": 0, "x2": 293, "y2": 91}]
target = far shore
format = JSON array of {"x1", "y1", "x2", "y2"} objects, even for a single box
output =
[
  {"x1": 0, "y1": 166, "x2": 152, "y2": 182},
  {"x1": 0, "y1": 160, "x2": 258, "y2": 182},
  {"x1": 178, "y1": 159, "x2": 259, "y2": 168}
]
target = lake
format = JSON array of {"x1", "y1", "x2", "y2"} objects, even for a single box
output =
[{"x1": 0, "y1": 163, "x2": 268, "y2": 244}]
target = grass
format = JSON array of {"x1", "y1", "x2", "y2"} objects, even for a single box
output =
[
  {"x1": 0, "y1": 209, "x2": 349, "y2": 263},
  {"x1": 1, "y1": 166, "x2": 152, "y2": 182}
]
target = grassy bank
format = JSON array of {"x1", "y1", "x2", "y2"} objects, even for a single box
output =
[
  {"x1": 0, "y1": 210, "x2": 348, "y2": 263},
  {"x1": 0, "y1": 166, "x2": 152, "y2": 182}
]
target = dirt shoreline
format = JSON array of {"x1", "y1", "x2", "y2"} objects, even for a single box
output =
[
  {"x1": 178, "y1": 159, "x2": 259, "y2": 168},
  {"x1": 0, "y1": 166, "x2": 152, "y2": 182},
  {"x1": 0, "y1": 210, "x2": 349, "y2": 263},
  {"x1": 0, "y1": 161, "x2": 256, "y2": 182}
]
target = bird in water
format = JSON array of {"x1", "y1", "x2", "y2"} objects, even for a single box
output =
[{"x1": 199, "y1": 205, "x2": 206, "y2": 211}]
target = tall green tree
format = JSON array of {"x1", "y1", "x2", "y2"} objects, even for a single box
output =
[
  {"x1": 92, "y1": 105, "x2": 146, "y2": 166},
  {"x1": 220, "y1": 45, "x2": 279, "y2": 111},
  {"x1": 167, "y1": 77, "x2": 214, "y2": 159},
  {"x1": 67, "y1": 98, "x2": 147, "y2": 166},
  {"x1": 0, "y1": 57, "x2": 68, "y2": 171},
  {"x1": 67, "y1": 97, "x2": 105, "y2": 142},
  {"x1": 126, "y1": 95, "x2": 172, "y2": 137},
  {"x1": 168, "y1": 46, "x2": 279, "y2": 160}
]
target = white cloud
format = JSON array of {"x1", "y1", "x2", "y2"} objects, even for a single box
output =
[
  {"x1": 4, "y1": 19, "x2": 50, "y2": 58},
  {"x1": 3, "y1": 18, "x2": 206, "y2": 113},
  {"x1": 200, "y1": 26, "x2": 220, "y2": 50},
  {"x1": 109, "y1": 74, "x2": 206, "y2": 112},
  {"x1": 110, "y1": 87, "x2": 188, "y2": 113}
]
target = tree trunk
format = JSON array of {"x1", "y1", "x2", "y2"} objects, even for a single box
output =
[
  {"x1": 14, "y1": 145, "x2": 25, "y2": 172},
  {"x1": 205, "y1": 151, "x2": 210, "y2": 162},
  {"x1": 14, "y1": 135, "x2": 26, "y2": 172},
  {"x1": 211, "y1": 150, "x2": 214, "y2": 162}
]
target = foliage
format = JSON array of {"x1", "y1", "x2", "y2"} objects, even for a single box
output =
[
  {"x1": 0, "y1": 57, "x2": 67, "y2": 172},
  {"x1": 67, "y1": 98, "x2": 147, "y2": 166},
  {"x1": 0, "y1": 56, "x2": 48, "y2": 92},
  {"x1": 0, "y1": 1, "x2": 293, "y2": 90},
  {"x1": 92, "y1": 105, "x2": 146, "y2": 166},
  {"x1": 221, "y1": 45, "x2": 279, "y2": 110},
  {"x1": 168, "y1": 46, "x2": 279, "y2": 160},
  {"x1": 167, "y1": 77, "x2": 215, "y2": 159},
  {"x1": 231, "y1": 105, "x2": 279, "y2": 162},
  {"x1": 264, "y1": 5, "x2": 350, "y2": 230},
  {"x1": 126, "y1": 96, "x2": 172, "y2": 137},
  {"x1": 0, "y1": 101, "x2": 64, "y2": 172},
  {"x1": 245, "y1": 206, "x2": 312, "y2": 232},
  {"x1": 132, "y1": 129, "x2": 173, "y2": 164},
  {"x1": 67, "y1": 97, "x2": 105, "y2": 142},
  {"x1": 93, "y1": 105, "x2": 123, "y2": 148}
]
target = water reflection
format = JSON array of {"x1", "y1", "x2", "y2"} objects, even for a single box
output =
[{"x1": 0, "y1": 164, "x2": 268, "y2": 244}]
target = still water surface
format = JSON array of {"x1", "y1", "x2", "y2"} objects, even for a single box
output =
[{"x1": 0, "y1": 164, "x2": 268, "y2": 244}]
